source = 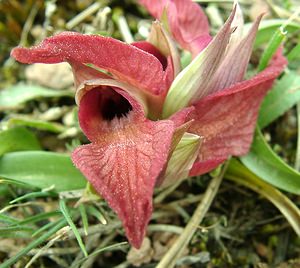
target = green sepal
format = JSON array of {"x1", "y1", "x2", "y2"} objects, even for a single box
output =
[{"x1": 160, "y1": 133, "x2": 201, "y2": 188}]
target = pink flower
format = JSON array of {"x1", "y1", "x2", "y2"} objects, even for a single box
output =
[{"x1": 11, "y1": 0, "x2": 286, "y2": 248}]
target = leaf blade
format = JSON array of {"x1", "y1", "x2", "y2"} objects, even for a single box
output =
[
  {"x1": 240, "y1": 128, "x2": 300, "y2": 194},
  {"x1": 227, "y1": 159, "x2": 300, "y2": 236},
  {"x1": 0, "y1": 127, "x2": 41, "y2": 156},
  {"x1": 0, "y1": 151, "x2": 86, "y2": 192},
  {"x1": 258, "y1": 71, "x2": 300, "y2": 128},
  {"x1": 0, "y1": 83, "x2": 73, "y2": 110}
]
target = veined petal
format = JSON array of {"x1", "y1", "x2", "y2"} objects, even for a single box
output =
[
  {"x1": 162, "y1": 6, "x2": 236, "y2": 118},
  {"x1": 72, "y1": 86, "x2": 175, "y2": 248},
  {"x1": 188, "y1": 51, "x2": 287, "y2": 174},
  {"x1": 160, "y1": 133, "x2": 202, "y2": 188},
  {"x1": 138, "y1": 0, "x2": 210, "y2": 56},
  {"x1": 11, "y1": 32, "x2": 168, "y2": 95}
]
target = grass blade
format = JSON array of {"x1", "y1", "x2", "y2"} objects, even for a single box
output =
[
  {"x1": 14, "y1": 211, "x2": 61, "y2": 226},
  {"x1": 87, "y1": 205, "x2": 107, "y2": 225},
  {"x1": 59, "y1": 199, "x2": 88, "y2": 257},
  {"x1": 10, "y1": 191, "x2": 57, "y2": 204},
  {"x1": 0, "y1": 218, "x2": 67, "y2": 268},
  {"x1": 79, "y1": 204, "x2": 89, "y2": 236},
  {"x1": 258, "y1": 26, "x2": 286, "y2": 71}
]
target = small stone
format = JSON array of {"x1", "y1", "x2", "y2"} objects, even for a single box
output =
[
  {"x1": 127, "y1": 237, "x2": 154, "y2": 267},
  {"x1": 25, "y1": 63, "x2": 73, "y2": 90}
]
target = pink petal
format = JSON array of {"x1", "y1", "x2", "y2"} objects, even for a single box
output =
[
  {"x1": 132, "y1": 41, "x2": 168, "y2": 70},
  {"x1": 169, "y1": 106, "x2": 195, "y2": 127},
  {"x1": 189, "y1": 158, "x2": 226, "y2": 177},
  {"x1": 11, "y1": 32, "x2": 168, "y2": 95},
  {"x1": 72, "y1": 86, "x2": 175, "y2": 248},
  {"x1": 138, "y1": 0, "x2": 211, "y2": 56},
  {"x1": 188, "y1": 51, "x2": 287, "y2": 175},
  {"x1": 132, "y1": 40, "x2": 175, "y2": 90}
]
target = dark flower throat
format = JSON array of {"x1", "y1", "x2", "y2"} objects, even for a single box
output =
[{"x1": 100, "y1": 88, "x2": 132, "y2": 121}]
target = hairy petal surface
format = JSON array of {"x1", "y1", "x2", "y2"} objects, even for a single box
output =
[
  {"x1": 11, "y1": 32, "x2": 168, "y2": 95},
  {"x1": 188, "y1": 51, "x2": 287, "y2": 175},
  {"x1": 131, "y1": 40, "x2": 174, "y2": 92},
  {"x1": 72, "y1": 86, "x2": 174, "y2": 248},
  {"x1": 138, "y1": 0, "x2": 210, "y2": 56}
]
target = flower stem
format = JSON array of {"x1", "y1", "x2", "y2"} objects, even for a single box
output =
[{"x1": 156, "y1": 160, "x2": 230, "y2": 268}]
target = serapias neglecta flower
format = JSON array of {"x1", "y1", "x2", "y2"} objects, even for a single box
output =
[{"x1": 11, "y1": 0, "x2": 287, "y2": 248}]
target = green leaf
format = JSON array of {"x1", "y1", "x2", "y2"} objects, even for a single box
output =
[
  {"x1": 287, "y1": 42, "x2": 300, "y2": 62},
  {"x1": 257, "y1": 26, "x2": 286, "y2": 72},
  {"x1": 258, "y1": 71, "x2": 300, "y2": 129},
  {"x1": 0, "y1": 83, "x2": 74, "y2": 111},
  {"x1": 0, "y1": 127, "x2": 41, "y2": 156},
  {"x1": 240, "y1": 128, "x2": 300, "y2": 194},
  {"x1": 0, "y1": 151, "x2": 86, "y2": 192},
  {"x1": 8, "y1": 117, "x2": 66, "y2": 133},
  {"x1": 226, "y1": 159, "x2": 300, "y2": 237},
  {"x1": 244, "y1": 19, "x2": 300, "y2": 47}
]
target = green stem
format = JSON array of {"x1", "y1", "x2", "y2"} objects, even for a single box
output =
[{"x1": 156, "y1": 160, "x2": 229, "y2": 268}]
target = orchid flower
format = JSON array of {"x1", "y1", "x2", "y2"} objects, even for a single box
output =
[{"x1": 11, "y1": 0, "x2": 286, "y2": 249}]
